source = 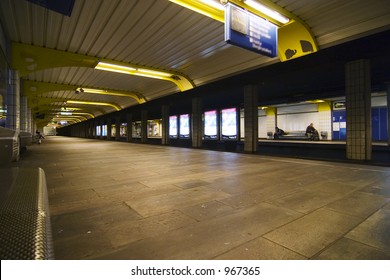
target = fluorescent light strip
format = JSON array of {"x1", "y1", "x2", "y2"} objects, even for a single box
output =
[
  {"x1": 137, "y1": 68, "x2": 172, "y2": 77},
  {"x1": 95, "y1": 62, "x2": 136, "y2": 73},
  {"x1": 199, "y1": 0, "x2": 224, "y2": 10},
  {"x1": 169, "y1": 0, "x2": 224, "y2": 22},
  {"x1": 95, "y1": 62, "x2": 173, "y2": 79},
  {"x1": 244, "y1": 0, "x2": 289, "y2": 24},
  {"x1": 78, "y1": 87, "x2": 129, "y2": 96},
  {"x1": 66, "y1": 100, "x2": 121, "y2": 111}
]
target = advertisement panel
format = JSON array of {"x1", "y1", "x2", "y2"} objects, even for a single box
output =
[
  {"x1": 221, "y1": 108, "x2": 237, "y2": 140},
  {"x1": 204, "y1": 110, "x2": 218, "y2": 139},
  {"x1": 179, "y1": 114, "x2": 190, "y2": 138},
  {"x1": 169, "y1": 116, "x2": 178, "y2": 138}
]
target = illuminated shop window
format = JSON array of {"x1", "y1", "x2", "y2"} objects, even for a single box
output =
[
  {"x1": 111, "y1": 124, "x2": 116, "y2": 137},
  {"x1": 132, "y1": 121, "x2": 141, "y2": 138},
  {"x1": 148, "y1": 119, "x2": 162, "y2": 138},
  {"x1": 120, "y1": 123, "x2": 127, "y2": 137}
]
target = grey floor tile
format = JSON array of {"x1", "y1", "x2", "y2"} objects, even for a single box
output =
[
  {"x1": 214, "y1": 237, "x2": 306, "y2": 260},
  {"x1": 268, "y1": 189, "x2": 343, "y2": 214},
  {"x1": 96, "y1": 203, "x2": 302, "y2": 259},
  {"x1": 181, "y1": 200, "x2": 235, "y2": 221},
  {"x1": 125, "y1": 186, "x2": 231, "y2": 217},
  {"x1": 314, "y1": 237, "x2": 390, "y2": 260},
  {"x1": 324, "y1": 192, "x2": 390, "y2": 218},
  {"x1": 346, "y1": 209, "x2": 390, "y2": 253},
  {"x1": 264, "y1": 208, "x2": 361, "y2": 258}
]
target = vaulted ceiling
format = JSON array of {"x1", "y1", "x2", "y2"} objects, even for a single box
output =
[{"x1": 0, "y1": 0, "x2": 389, "y2": 125}]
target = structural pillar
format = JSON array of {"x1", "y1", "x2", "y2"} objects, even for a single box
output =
[
  {"x1": 387, "y1": 84, "x2": 390, "y2": 146},
  {"x1": 345, "y1": 59, "x2": 371, "y2": 160},
  {"x1": 244, "y1": 85, "x2": 258, "y2": 153},
  {"x1": 115, "y1": 116, "x2": 121, "y2": 141},
  {"x1": 6, "y1": 70, "x2": 20, "y2": 131},
  {"x1": 192, "y1": 97, "x2": 203, "y2": 148},
  {"x1": 20, "y1": 96, "x2": 28, "y2": 131},
  {"x1": 126, "y1": 113, "x2": 132, "y2": 142},
  {"x1": 141, "y1": 110, "x2": 148, "y2": 143},
  {"x1": 107, "y1": 118, "x2": 112, "y2": 140},
  {"x1": 162, "y1": 105, "x2": 170, "y2": 145},
  {"x1": 27, "y1": 107, "x2": 32, "y2": 133}
]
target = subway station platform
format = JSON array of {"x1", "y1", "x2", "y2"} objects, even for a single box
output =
[{"x1": 10, "y1": 137, "x2": 390, "y2": 260}]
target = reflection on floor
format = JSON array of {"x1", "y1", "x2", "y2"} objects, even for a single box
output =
[{"x1": 11, "y1": 137, "x2": 390, "y2": 260}]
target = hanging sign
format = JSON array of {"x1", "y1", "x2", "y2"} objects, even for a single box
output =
[{"x1": 225, "y1": 3, "x2": 278, "y2": 58}]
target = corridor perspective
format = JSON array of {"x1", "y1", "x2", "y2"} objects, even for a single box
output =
[{"x1": 12, "y1": 137, "x2": 390, "y2": 260}]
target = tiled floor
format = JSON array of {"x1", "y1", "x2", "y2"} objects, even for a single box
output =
[{"x1": 12, "y1": 137, "x2": 390, "y2": 260}]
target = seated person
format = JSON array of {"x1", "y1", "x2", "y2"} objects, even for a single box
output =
[
  {"x1": 305, "y1": 123, "x2": 319, "y2": 140},
  {"x1": 274, "y1": 126, "x2": 285, "y2": 139}
]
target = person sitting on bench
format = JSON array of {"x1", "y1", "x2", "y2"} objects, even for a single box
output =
[
  {"x1": 274, "y1": 126, "x2": 286, "y2": 139},
  {"x1": 305, "y1": 123, "x2": 319, "y2": 140}
]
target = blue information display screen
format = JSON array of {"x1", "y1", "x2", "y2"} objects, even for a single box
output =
[{"x1": 225, "y1": 3, "x2": 278, "y2": 58}]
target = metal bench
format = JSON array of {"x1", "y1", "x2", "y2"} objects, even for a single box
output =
[
  {"x1": 0, "y1": 167, "x2": 54, "y2": 259},
  {"x1": 274, "y1": 131, "x2": 310, "y2": 140}
]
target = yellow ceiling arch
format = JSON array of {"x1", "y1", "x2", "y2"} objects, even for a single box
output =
[
  {"x1": 23, "y1": 80, "x2": 147, "y2": 104},
  {"x1": 12, "y1": 43, "x2": 194, "y2": 91}
]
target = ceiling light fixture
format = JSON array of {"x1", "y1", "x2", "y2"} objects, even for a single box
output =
[
  {"x1": 60, "y1": 111, "x2": 72, "y2": 116},
  {"x1": 244, "y1": 0, "x2": 289, "y2": 24},
  {"x1": 95, "y1": 62, "x2": 172, "y2": 79},
  {"x1": 199, "y1": 0, "x2": 225, "y2": 10},
  {"x1": 66, "y1": 100, "x2": 121, "y2": 111},
  {"x1": 94, "y1": 61, "x2": 194, "y2": 91},
  {"x1": 169, "y1": 0, "x2": 289, "y2": 25},
  {"x1": 76, "y1": 87, "x2": 146, "y2": 103},
  {"x1": 95, "y1": 62, "x2": 136, "y2": 74},
  {"x1": 169, "y1": 0, "x2": 225, "y2": 22}
]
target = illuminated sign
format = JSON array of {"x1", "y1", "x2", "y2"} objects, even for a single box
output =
[
  {"x1": 180, "y1": 114, "x2": 190, "y2": 138},
  {"x1": 204, "y1": 110, "x2": 218, "y2": 139},
  {"x1": 225, "y1": 3, "x2": 278, "y2": 58},
  {"x1": 169, "y1": 116, "x2": 178, "y2": 138},
  {"x1": 96, "y1": 126, "x2": 101, "y2": 136},
  {"x1": 221, "y1": 108, "x2": 237, "y2": 140},
  {"x1": 102, "y1": 125, "x2": 107, "y2": 136}
]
